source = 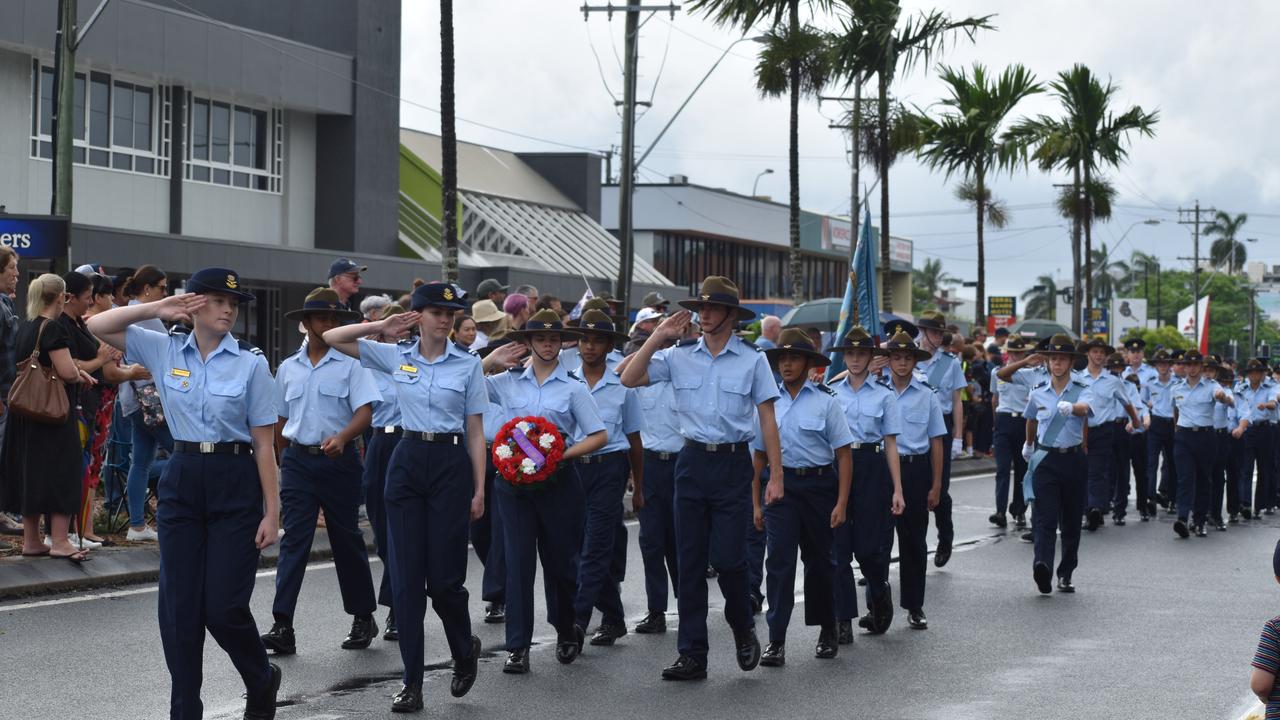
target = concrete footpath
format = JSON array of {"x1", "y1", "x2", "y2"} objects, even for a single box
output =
[{"x1": 0, "y1": 455, "x2": 996, "y2": 600}]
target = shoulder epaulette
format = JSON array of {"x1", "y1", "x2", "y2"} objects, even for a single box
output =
[
  {"x1": 741, "y1": 339, "x2": 761, "y2": 352},
  {"x1": 942, "y1": 350, "x2": 956, "y2": 359},
  {"x1": 506, "y1": 366, "x2": 523, "y2": 374},
  {"x1": 1033, "y1": 380, "x2": 1049, "y2": 389},
  {"x1": 816, "y1": 382, "x2": 837, "y2": 397},
  {"x1": 875, "y1": 374, "x2": 893, "y2": 387},
  {"x1": 282, "y1": 348, "x2": 300, "y2": 360},
  {"x1": 237, "y1": 339, "x2": 264, "y2": 356},
  {"x1": 453, "y1": 341, "x2": 479, "y2": 357},
  {"x1": 1070, "y1": 379, "x2": 1087, "y2": 388},
  {"x1": 566, "y1": 370, "x2": 582, "y2": 381},
  {"x1": 168, "y1": 325, "x2": 191, "y2": 336},
  {"x1": 675, "y1": 338, "x2": 698, "y2": 348},
  {"x1": 917, "y1": 378, "x2": 936, "y2": 392}
]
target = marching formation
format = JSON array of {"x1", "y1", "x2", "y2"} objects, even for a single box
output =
[{"x1": 77, "y1": 266, "x2": 1277, "y2": 719}]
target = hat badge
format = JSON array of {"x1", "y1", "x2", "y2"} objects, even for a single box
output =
[
  {"x1": 225, "y1": 274, "x2": 238, "y2": 289},
  {"x1": 329, "y1": 303, "x2": 337, "y2": 310},
  {"x1": 542, "y1": 322, "x2": 552, "y2": 329},
  {"x1": 701, "y1": 294, "x2": 710, "y2": 300},
  {"x1": 443, "y1": 287, "x2": 454, "y2": 300},
  {"x1": 587, "y1": 323, "x2": 596, "y2": 329}
]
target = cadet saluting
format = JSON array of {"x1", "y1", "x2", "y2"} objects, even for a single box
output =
[
  {"x1": 620, "y1": 276, "x2": 783, "y2": 681},
  {"x1": 325, "y1": 282, "x2": 486, "y2": 712},
  {"x1": 990, "y1": 335, "x2": 1039, "y2": 530},
  {"x1": 87, "y1": 268, "x2": 282, "y2": 720}
]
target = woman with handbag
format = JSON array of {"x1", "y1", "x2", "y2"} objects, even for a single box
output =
[{"x1": 0, "y1": 273, "x2": 96, "y2": 562}]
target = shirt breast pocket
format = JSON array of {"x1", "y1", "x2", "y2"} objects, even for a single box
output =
[
  {"x1": 857, "y1": 405, "x2": 884, "y2": 435},
  {"x1": 208, "y1": 379, "x2": 246, "y2": 424},
  {"x1": 799, "y1": 415, "x2": 826, "y2": 437},
  {"x1": 393, "y1": 370, "x2": 421, "y2": 386},
  {"x1": 598, "y1": 405, "x2": 623, "y2": 426},
  {"x1": 319, "y1": 382, "x2": 349, "y2": 405},
  {"x1": 432, "y1": 374, "x2": 466, "y2": 411},
  {"x1": 162, "y1": 373, "x2": 193, "y2": 394},
  {"x1": 904, "y1": 410, "x2": 929, "y2": 427},
  {"x1": 718, "y1": 377, "x2": 753, "y2": 416},
  {"x1": 672, "y1": 376, "x2": 702, "y2": 413}
]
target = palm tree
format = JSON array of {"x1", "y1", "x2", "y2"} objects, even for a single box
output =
[
  {"x1": 909, "y1": 63, "x2": 1040, "y2": 327},
  {"x1": 1204, "y1": 210, "x2": 1250, "y2": 273},
  {"x1": 1054, "y1": 175, "x2": 1116, "y2": 304},
  {"x1": 915, "y1": 256, "x2": 957, "y2": 300},
  {"x1": 440, "y1": 0, "x2": 459, "y2": 282},
  {"x1": 955, "y1": 181, "x2": 1010, "y2": 230},
  {"x1": 1090, "y1": 242, "x2": 1130, "y2": 305},
  {"x1": 689, "y1": 0, "x2": 836, "y2": 304},
  {"x1": 829, "y1": 0, "x2": 993, "y2": 311},
  {"x1": 1021, "y1": 274, "x2": 1057, "y2": 320}
]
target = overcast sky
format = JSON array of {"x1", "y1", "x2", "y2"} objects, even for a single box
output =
[{"x1": 400, "y1": 1, "x2": 1280, "y2": 307}]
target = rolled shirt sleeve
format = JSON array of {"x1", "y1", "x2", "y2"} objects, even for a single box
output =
[
  {"x1": 826, "y1": 397, "x2": 855, "y2": 450},
  {"x1": 620, "y1": 387, "x2": 645, "y2": 436},
  {"x1": 881, "y1": 391, "x2": 903, "y2": 437},
  {"x1": 124, "y1": 325, "x2": 169, "y2": 374},
  {"x1": 246, "y1": 355, "x2": 279, "y2": 428},
  {"x1": 357, "y1": 338, "x2": 399, "y2": 375},
  {"x1": 570, "y1": 382, "x2": 606, "y2": 438},
  {"x1": 750, "y1": 353, "x2": 782, "y2": 406},
  {"x1": 347, "y1": 365, "x2": 383, "y2": 412},
  {"x1": 464, "y1": 360, "x2": 489, "y2": 417},
  {"x1": 926, "y1": 392, "x2": 948, "y2": 438}
]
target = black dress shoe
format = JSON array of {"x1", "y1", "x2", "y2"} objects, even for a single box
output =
[
  {"x1": 383, "y1": 609, "x2": 399, "y2": 642},
  {"x1": 390, "y1": 684, "x2": 423, "y2": 713},
  {"x1": 932, "y1": 543, "x2": 952, "y2": 568},
  {"x1": 1013, "y1": 514, "x2": 1027, "y2": 530},
  {"x1": 661, "y1": 654, "x2": 707, "y2": 681},
  {"x1": 705, "y1": 564, "x2": 718, "y2": 579},
  {"x1": 451, "y1": 635, "x2": 481, "y2": 698},
  {"x1": 1020, "y1": 531, "x2": 1034, "y2": 543},
  {"x1": 907, "y1": 609, "x2": 928, "y2": 630},
  {"x1": 244, "y1": 662, "x2": 281, "y2": 720},
  {"x1": 1086, "y1": 508, "x2": 1103, "y2": 531},
  {"x1": 634, "y1": 611, "x2": 667, "y2": 634},
  {"x1": 1056, "y1": 576, "x2": 1075, "y2": 594},
  {"x1": 1173, "y1": 519, "x2": 1190, "y2": 538},
  {"x1": 1033, "y1": 561, "x2": 1052, "y2": 595},
  {"x1": 988, "y1": 512, "x2": 1007, "y2": 529},
  {"x1": 1266, "y1": 507, "x2": 1276, "y2": 516},
  {"x1": 1140, "y1": 512, "x2": 1150, "y2": 522},
  {"x1": 556, "y1": 625, "x2": 585, "y2": 664},
  {"x1": 503, "y1": 647, "x2": 530, "y2": 674},
  {"x1": 1113, "y1": 515, "x2": 1126, "y2": 527},
  {"x1": 261, "y1": 623, "x2": 296, "y2": 656},
  {"x1": 857, "y1": 576, "x2": 868, "y2": 586},
  {"x1": 1229, "y1": 513, "x2": 1240, "y2": 524},
  {"x1": 759, "y1": 641, "x2": 785, "y2": 667},
  {"x1": 484, "y1": 602, "x2": 505, "y2": 624},
  {"x1": 1216, "y1": 519, "x2": 1228, "y2": 531},
  {"x1": 838, "y1": 619, "x2": 854, "y2": 644},
  {"x1": 815, "y1": 626, "x2": 838, "y2": 659},
  {"x1": 342, "y1": 615, "x2": 378, "y2": 650},
  {"x1": 733, "y1": 626, "x2": 761, "y2": 671},
  {"x1": 1194, "y1": 523, "x2": 1208, "y2": 538},
  {"x1": 1242, "y1": 507, "x2": 1253, "y2": 520},
  {"x1": 590, "y1": 622, "x2": 627, "y2": 646}
]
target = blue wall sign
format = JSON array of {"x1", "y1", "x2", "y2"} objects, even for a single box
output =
[{"x1": 0, "y1": 215, "x2": 69, "y2": 260}]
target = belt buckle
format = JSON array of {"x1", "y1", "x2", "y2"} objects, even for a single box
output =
[
  {"x1": 384, "y1": 426, "x2": 397, "y2": 434},
  {"x1": 705, "y1": 442, "x2": 718, "y2": 452},
  {"x1": 199, "y1": 441, "x2": 215, "y2": 454}
]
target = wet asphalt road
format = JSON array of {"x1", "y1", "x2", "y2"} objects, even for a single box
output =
[{"x1": 2, "y1": 470, "x2": 1276, "y2": 719}]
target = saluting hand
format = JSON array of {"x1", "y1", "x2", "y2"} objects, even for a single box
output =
[
  {"x1": 383, "y1": 310, "x2": 420, "y2": 337},
  {"x1": 869, "y1": 355, "x2": 889, "y2": 374},
  {"x1": 654, "y1": 310, "x2": 691, "y2": 341},
  {"x1": 482, "y1": 342, "x2": 527, "y2": 373},
  {"x1": 156, "y1": 292, "x2": 206, "y2": 323}
]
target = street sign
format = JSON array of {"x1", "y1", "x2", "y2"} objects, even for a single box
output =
[
  {"x1": 1085, "y1": 307, "x2": 1109, "y2": 341},
  {"x1": 1111, "y1": 298, "x2": 1147, "y2": 346},
  {"x1": 0, "y1": 214, "x2": 70, "y2": 260},
  {"x1": 986, "y1": 295, "x2": 1017, "y2": 334}
]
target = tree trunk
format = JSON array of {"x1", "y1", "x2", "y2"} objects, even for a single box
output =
[
  {"x1": 1083, "y1": 163, "x2": 1093, "y2": 309},
  {"x1": 787, "y1": 0, "x2": 803, "y2": 305},
  {"x1": 878, "y1": 70, "x2": 892, "y2": 312},
  {"x1": 1070, "y1": 163, "x2": 1082, "y2": 334},
  {"x1": 440, "y1": 0, "x2": 459, "y2": 283},
  {"x1": 975, "y1": 170, "x2": 986, "y2": 330}
]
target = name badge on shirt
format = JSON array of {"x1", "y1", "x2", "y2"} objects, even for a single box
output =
[
  {"x1": 399, "y1": 365, "x2": 418, "y2": 374},
  {"x1": 170, "y1": 368, "x2": 191, "y2": 378}
]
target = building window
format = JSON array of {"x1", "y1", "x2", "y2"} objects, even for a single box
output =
[
  {"x1": 29, "y1": 60, "x2": 170, "y2": 176},
  {"x1": 185, "y1": 93, "x2": 282, "y2": 193}
]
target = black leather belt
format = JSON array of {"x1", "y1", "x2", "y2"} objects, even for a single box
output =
[
  {"x1": 1151, "y1": 415, "x2": 1174, "y2": 422},
  {"x1": 1036, "y1": 443, "x2": 1081, "y2": 454},
  {"x1": 378, "y1": 426, "x2": 403, "y2": 436},
  {"x1": 1177, "y1": 426, "x2": 1213, "y2": 433},
  {"x1": 899, "y1": 453, "x2": 929, "y2": 464},
  {"x1": 997, "y1": 411, "x2": 1023, "y2": 418},
  {"x1": 288, "y1": 440, "x2": 361, "y2": 455},
  {"x1": 578, "y1": 450, "x2": 626, "y2": 465},
  {"x1": 403, "y1": 431, "x2": 463, "y2": 445},
  {"x1": 684, "y1": 439, "x2": 748, "y2": 454},
  {"x1": 174, "y1": 440, "x2": 252, "y2": 456},
  {"x1": 784, "y1": 464, "x2": 832, "y2": 477},
  {"x1": 1112, "y1": 418, "x2": 1127, "y2": 425},
  {"x1": 1216, "y1": 428, "x2": 1229, "y2": 435},
  {"x1": 645, "y1": 449, "x2": 678, "y2": 461},
  {"x1": 850, "y1": 442, "x2": 882, "y2": 452}
]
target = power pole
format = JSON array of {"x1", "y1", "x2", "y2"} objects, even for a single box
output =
[
  {"x1": 1178, "y1": 200, "x2": 1217, "y2": 349},
  {"x1": 51, "y1": 0, "x2": 77, "y2": 219},
  {"x1": 820, "y1": 87, "x2": 874, "y2": 325},
  {"x1": 582, "y1": 3, "x2": 678, "y2": 329}
]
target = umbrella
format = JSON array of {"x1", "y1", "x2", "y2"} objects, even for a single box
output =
[
  {"x1": 1009, "y1": 319, "x2": 1076, "y2": 340},
  {"x1": 781, "y1": 298, "x2": 842, "y2": 331}
]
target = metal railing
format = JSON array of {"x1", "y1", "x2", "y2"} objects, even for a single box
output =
[{"x1": 399, "y1": 191, "x2": 443, "y2": 250}]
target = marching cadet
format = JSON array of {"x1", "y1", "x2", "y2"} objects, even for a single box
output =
[
  {"x1": 479, "y1": 309, "x2": 607, "y2": 675},
  {"x1": 1210, "y1": 359, "x2": 1238, "y2": 531},
  {"x1": 913, "y1": 310, "x2": 964, "y2": 568},
  {"x1": 1119, "y1": 373, "x2": 1150, "y2": 524},
  {"x1": 473, "y1": 342, "x2": 513, "y2": 624},
  {"x1": 1077, "y1": 339, "x2": 1139, "y2": 531},
  {"x1": 1170, "y1": 349, "x2": 1188, "y2": 378},
  {"x1": 1237, "y1": 358, "x2": 1278, "y2": 521},
  {"x1": 1171, "y1": 350, "x2": 1234, "y2": 539},
  {"x1": 264, "y1": 288, "x2": 380, "y2": 655},
  {"x1": 1121, "y1": 337, "x2": 1159, "y2": 386},
  {"x1": 881, "y1": 329, "x2": 946, "y2": 629},
  {"x1": 1121, "y1": 338, "x2": 1156, "y2": 519},
  {"x1": 325, "y1": 282, "x2": 487, "y2": 711},
  {"x1": 1144, "y1": 350, "x2": 1178, "y2": 518},
  {"x1": 87, "y1": 268, "x2": 282, "y2": 720},
  {"x1": 620, "y1": 276, "x2": 783, "y2": 681},
  {"x1": 828, "y1": 326, "x2": 904, "y2": 641},
  {"x1": 562, "y1": 297, "x2": 624, "y2": 371},
  {"x1": 1021, "y1": 334, "x2": 1093, "y2": 595},
  {"x1": 571, "y1": 309, "x2": 645, "y2": 647},
  {"x1": 750, "y1": 328, "x2": 853, "y2": 666},
  {"x1": 990, "y1": 334, "x2": 1038, "y2": 530},
  {"x1": 1104, "y1": 352, "x2": 1137, "y2": 525}
]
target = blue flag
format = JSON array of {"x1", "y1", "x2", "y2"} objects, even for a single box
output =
[{"x1": 827, "y1": 209, "x2": 879, "y2": 380}]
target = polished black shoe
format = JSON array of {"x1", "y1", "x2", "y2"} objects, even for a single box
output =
[
  {"x1": 1013, "y1": 514, "x2": 1027, "y2": 530},
  {"x1": 1112, "y1": 515, "x2": 1126, "y2": 527},
  {"x1": 1033, "y1": 561, "x2": 1052, "y2": 595},
  {"x1": 484, "y1": 602, "x2": 505, "y2": 624},
  {"x1": 590, "y1": 622, "x2": 627, "y2": 646},
  {"x1": 1229, "y1": 513, "x2": 1240, "y2": 524},
  {"x1": 838, "y1": 619, "x2": 854, "y2": 644},
  {"x1": 244, "y1": 662, "x2": 281, "y2": 720},
  {"x1": 1139, "y1": 512, "x2": 1150, "y2": 522},
  {"x1": 503, "y1": 647, "x2": 530, "y2": 674},
  {"x1": 749, "y1": 594, "x2": 764, "y2": 615},
  {"x1": 759, "y1": 642, "x2": 785, "y2": 667},
  {"x1": 1173, "y1": 519, "x2": 1190, "y2": 539},
  {"x1": 634, "y1": 611, "x2": 667, "y2": 634},
  {"x1": 733, "y1": 627, "x2": 761, "y2": 671},
  {"x1": 1020, "y1": 531, "x2": 1034, "y2": 543},
  {"x1": 661, "y1": 654, "x2": 707, "y2": 681},
  {"x1": 868, "y1": 584, "x2": 894, "y2": 634},
  {"x1": 1086, "y1": 508, "x2": 1104, "y2": 531},
  {"x1": 261, "y1": 622, "x2": 296, "y2": 656},
  {"x1": 1056, "y1": 576, "x2": 1075, "y2": 594},
  {"x1": 1165, "y1": 504, "x2": 1177, "y2": 515},
  {"x1": 1214, "y1": 518, "x2": 1228, "y2": 532},
  {"x1": 1194, "y1": 523, "x2": 1208, "y2": 538},
  {"x1": 814, "y1": 626, "x2": 838, "y2": 659},
  {"x1": 390, "y1": 683, "x2": 423, "y2": 713},
  {"x1": 989, "y1": 512, "x2": 1007, "y2": 529},
  {"x1": 451, "y1": 636, "x2": 481, "y2": 698},
  {"x1": 556, "y1": 625, "x2": 585, "y2": 664},
  {"x1": 932, "y1": 543, "x2": 952, "y2": 568},
  {"x1": 1266, "y1": 507, "x2": 1276, "y2": 516},
  {"x1": 341, "y1": 615, "x2": 378, "y2": 650},
  {"x1": 705, "y1": 564, "x2": 718, "y2": 579},
  {"x1": 857, "y1": 613, "x2": 874, "y2": 631},
  {"x1": 1242, "y1": 507, "x2": 1253, "y2": 520},
  {"x1": 907, "y1": 609, "x2": 928, "y2": 630},
  {"x1": 383, "y1": 609, "x2": 399, "y2": 642},
  {"x1": 857, "y1": 576, "x2": 868, "y2": 586}
]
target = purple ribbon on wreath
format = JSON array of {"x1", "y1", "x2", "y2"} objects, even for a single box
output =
[{"x1": 511, "y1": 425, "x2": 547, "y2": 470}]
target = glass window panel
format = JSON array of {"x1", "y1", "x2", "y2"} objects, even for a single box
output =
[
  {"x1": 252, "y1": 109, "x2": 267, "y2": 169},
  {"x1": 232, "y1": 172, "x2": 250, "y2": 188},
  {"x1": 213, "y1": 168, "x2": 229, "y2": 185},
  {"x1": 192, "y1": 98, "x2": 209, "y2": 161},
  {"x1": 233, "y1": 107, "x2": 251, "y2": 166},
  {"x1": 254, "y1": 175, "x2": 268, "y2": 191},
  {"x1": 89, "y1": 73, "x2": 110, "y2": 148},
  {"x1": 135, "y1": 156, "x2": 154, "y2": 174},
  {"x1": 113, "y1": 82, "x2": 133, "y2": 147},
  {"x1": 89, "y1": 148, "x2": 108, "y2": 166},
  {"x1": 211, "y1": 102, "x2": 230, "y2": 163},
  {"x1": 72, "y1": 146, "x2": 84, "y2": 164},
  {"x1": 112, "y1": 153, "x2": 131, "y2": 171},
  {"x1": 39, "y1": 141, "x2": 52, "y2": 159},
  {"x1": 192, "y1": 165, "x2": 210, "y2": 181},
  {"x1": 133, "y1": 87, "x2": 151, "y2": 151},
  {"x1": 73, "y1": 73, "x2": 85, "y2": 141},
  {"x1": 39, "y1": 67, "x2": 54, "y2": 136}
]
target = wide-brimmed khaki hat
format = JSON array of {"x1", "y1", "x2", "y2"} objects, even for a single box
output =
[
  {"x1": 1039, "y1": 333, "x2": 1081, "y2": 357},
  {"x1": 883, "y1": 330, "x2": 931, "y2": 362},
  {"x1": 1005, "y1": 334, "x2": 1031, "y2": 352},
  {"x1": 575, "y1": 309, "x2": 630, "y2": 343},
  {"x1": 765, "y1": 327, "x2": 831, "y2": 368},
  {"x1": 827, "y1": 325, "x2": 887, "y2": 355},
  {"x1": 505, "y1": 309, "x2": 583, "y2": 343},
  {"x1": 916, "y1": 309, "x2": 946, "y2": 331},
  {"x1": 677, "y1": 276, "x2": 755, "y2": 321},
  {"x1": 284, "y1": 287, "x2": 361, "y2": 322}
]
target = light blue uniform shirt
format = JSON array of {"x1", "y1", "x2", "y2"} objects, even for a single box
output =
[
  {"x1": 750, "y1": 382, "x2": 854, "y2": 468},
  {"x1": 1123, "y1": 363, "x2": 1159, "y2": 388},
  {"x1": 1213, "y1": 388, "x2": 1232, "y2": 430},
  {"x1": 276, "y1": 346, "x2": 381, "y2": 445},
  {"x1": 646, "y1": 336, "x2": 780, "y2": 444},
  {"x1": 1123, "y1": 379, "x2": 1146, "y2": 434},
  {"x1": 125, "y1": 326, "x2": 276, "y2": 443},
  {"x1": 637, "y1": 381, "x2": 684, "y2": 453},
  {"x1": 992, "y1": 366, "x2": 1039, "y2": 415},
  {"x1": 1236, "y1": 379, "x2": 1279, "y2": 425},
  {"x1": 1143, "y1": 376, "x2": 1178, "y2": 418},
  {"x1": 369, "y1": 367, "x2": 402, "y2": 429},
  {"x1": 1025, "y1": 379, "x2": 1094, "y2": 448},
  {"x1": 1173, "y1": 378, "x2": 1225, "y2": 429},
  {"x1": 832, "y1": 375, "x2": 901, "y2": 444},
  {"x1": 357, "y1": 338, "x2": 488, "y2": 434},
  {"x1": 483, "y1": 400, "x2": 505, "y2": 444},
  {"x1": 1078, "y1": 369, "x2": 1131, "y2": 427},
  {"x1": 485, "y1": 362, "x2": 606, "y2": 447},
  {"x1": 917, "y1": 348, "x2": 965, "y2": 414},
  {"x1": 580, "y1": 371, "x2": 644, "y2": 455},
  {"x1": 890, "y1": 378, "x2": 948, "y2": 456}
]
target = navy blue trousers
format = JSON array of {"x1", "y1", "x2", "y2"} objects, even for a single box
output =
[
  {"x1": 385, "y1": 438, "x2": 475, "y2": 683},
  {"x1": 1031, "y1": 449, "x2": 1086, "y2": 578},
  {"x1": 157, "y1": 452, "x2": 272, "y2": 720},
  {"x1": 833, "y1": 447, "x2": 892, "y2": 621},
  {"x1": 1148, "y1": 416, "x2": 1175, "y2": 502},
  {"x1": 1086, "y1": 421, "x2": 1118, "y2": 512},
  {"x1": 274, "y1": 447, "x2": 376, "y2": 623},
  {"x1": 896, "y1": 456, "x2": 932, "y2": 611},
  {"x1": 362, "y1": 430, "x2": 401, "y2": 608},
  {"x1": 574, "y1": 452, "x2": 628, "y2": 629},
  {"x1": 764, "y1": 471, "x2": 836, "y2": 642},
  {"x1": 933, "y1": 416, "x2": 955, "y2": 547},
  {"x1": 1242, "y1": 424, "x2": 1272, "y2": 512},
  {"x1": 1110, "y1": 422, "x2": 1132, "y2": 518},
  {"x1": 1174, "y1": 428, "x2": 1213, "y2": 523},
  {"x1": 1123, "y1": 432, "x2": 1149, "y2": 516},
  {"x1": 495, "y1": 467, "x2": 585, "y2": 650},
  {"x1": 674, "y1": 446, "x2": 755, "y2": 661},
  {"x1": 746, "y1": 480, "x2": 766, "y2": 607},
  {"x1": 992, "y1": 413, "x2": 1028, "y2": 517},
  {"x1": 1210, "y1": 430, "x2": 1231, "y2": 521},
  {"x1": 638, "y1": 451, "x2": 679, "y2": 613},
  {"x1": 471, "y1": 459, "x2": 506, "y2": 604}
]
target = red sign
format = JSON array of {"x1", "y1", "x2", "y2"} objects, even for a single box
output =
[{"x1": 987, "y1": 315, "x2": 1018, "y2": 334}]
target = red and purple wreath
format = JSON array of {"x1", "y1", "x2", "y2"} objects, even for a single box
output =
[{"x1": 492, "y1": 415, "x2": 566, "y2": 486}]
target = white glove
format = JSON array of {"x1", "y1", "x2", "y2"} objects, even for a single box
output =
[
  {"x1": 1021, "y1": 443, "x2": 1034, "y2": 461},
  {"x1": 951, "y1": 438, "x2": 963, "y2": 459},
  {"x1": 1056, "y1": 400, "x2": 1074, "y2": 417}
]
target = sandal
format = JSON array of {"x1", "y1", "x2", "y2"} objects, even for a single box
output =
[
  {"x1": 49, "y1": 550, "x2": 91, "y2": 563},
  {"x1": 20, "y1": 548, "x2": 51, "y2": 557}
]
